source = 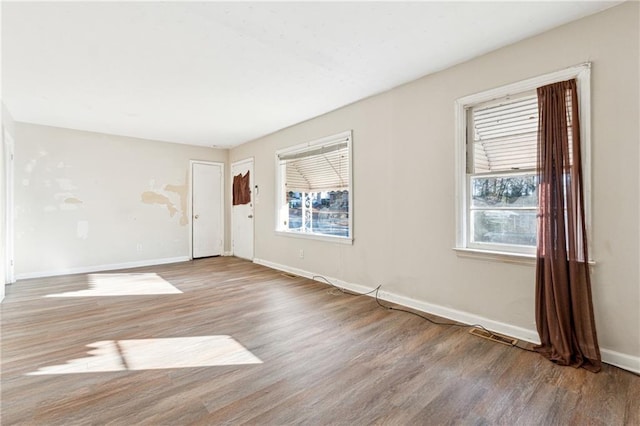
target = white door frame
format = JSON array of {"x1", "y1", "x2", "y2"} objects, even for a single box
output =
[
  {"x1": 189, "y1": 160, "x2": 225, "y2": 260},
  {"x1": 4, "y1": 129, "x2": 15, "y2": 284},
  {"x1": 231, "y1": 157, "x2": 255, "y2": 259}
]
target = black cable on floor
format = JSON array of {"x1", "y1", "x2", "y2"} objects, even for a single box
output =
[
  {"x1": 313, "y1": 274, "x2": 538, "y2": 355},
  {"x1": 312, "y1": 275, "x2": 379, "y2": 297},
  {"x1": 373, "y1": 286, "x2": 491, "y2": 332}
]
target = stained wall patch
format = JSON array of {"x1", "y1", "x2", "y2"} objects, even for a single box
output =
[{"x1": 141, "y1": 191, "x2": 178, "y2": 217}]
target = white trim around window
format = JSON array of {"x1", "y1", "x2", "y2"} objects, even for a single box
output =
[
  {"x1": 275, "y1": 130, "x2": 354, "y2": 244},
  {"x1": 454, "y1": 63, "x2": 592, "y2": 259}
]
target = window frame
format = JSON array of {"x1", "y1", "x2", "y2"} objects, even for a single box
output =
[
  {"x1": 275, "y1": 130, "x2": 354, "y2": 244},
  {"x1": 466, "y1": 90, "x2": 539, "y2": 255},
  {"x1": 454, "y1": 63, "x2": 592, "y2": 260}
]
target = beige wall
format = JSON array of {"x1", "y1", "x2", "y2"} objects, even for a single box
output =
[
  {"x1": 14, "y1": 123, "x2": 228, "y2": 277},
  {"x1": 230, "y1": 2, "x2": 639, "y2": 366}
]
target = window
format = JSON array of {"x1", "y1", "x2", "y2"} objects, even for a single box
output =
[
  {"x1": 276, "y1": 131, "x2": 353, "y2": 243},
  {"x1": 455, "y1": 64, "x2": 591, "y2": 257},
  {"x1": 468, "y1": 92, "x2": 539, "y2": 253}
]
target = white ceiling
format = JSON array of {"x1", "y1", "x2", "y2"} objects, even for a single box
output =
[{"x1": 2, "y1": 1, "x2": 623, "y2": 148}]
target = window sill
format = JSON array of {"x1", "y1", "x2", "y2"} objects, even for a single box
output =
[
  {"x1": 453, "y1": 247, "x2": 596, "y2": 267},
  {"x1": 276, "y1": 230, "x2": 353, "y2": 245},
  {"x1": 453, "y1": 247, "x2": 536, "y2": 265}
]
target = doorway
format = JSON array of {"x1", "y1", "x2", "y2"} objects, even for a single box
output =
[
  {"x1": 3, "y1": 129, "x2": 15, "y2": 285},
  {"x1": 191, "y1": 161, "x2": 224, "y2": 259},
  {"x1": 231, "y1": 158, "x2": 254, "y2": 260}
]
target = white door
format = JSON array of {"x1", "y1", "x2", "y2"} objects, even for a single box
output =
[
  {"x1": 231, "y1": 159, "x2": 254, "y2": 260},
  {"x1": 192, "y1": 162, "x2": 223, "y2": 258},
  {"x1": 4, "y1": 129, "x2": 15, "y2": 285}
]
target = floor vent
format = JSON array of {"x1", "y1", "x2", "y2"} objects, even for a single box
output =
[
  {"x1": 469, "y1": 327, "x2": 518, "y2": 346},
  {"x1": 281, "y1": 273, "x2": 299, "y2": 279}
]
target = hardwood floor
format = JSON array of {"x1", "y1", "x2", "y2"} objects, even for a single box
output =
[{"x1": 2, "y1": 256, "x2": 638, "y2": 425}]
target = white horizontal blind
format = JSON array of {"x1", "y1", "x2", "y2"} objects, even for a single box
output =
[
  {"x1": 279, "y1": 141, "x2": 349, "y2": 193},
  {"x1": 471, "y1": 93, "x2": 538, "y2": 173}
]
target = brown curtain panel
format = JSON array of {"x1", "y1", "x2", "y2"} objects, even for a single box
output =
[{"x1": 535, "y1": 79, "x2": 601, "y2": 372}]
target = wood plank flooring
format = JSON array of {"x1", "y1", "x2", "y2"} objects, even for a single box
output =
[{"x1": 1, "y1": 257, "x2": 638, "y2": 425}]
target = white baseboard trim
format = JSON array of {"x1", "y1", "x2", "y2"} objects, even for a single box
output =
[
  {"x1": 15, "y1": 256, "x2": 191, "y2": 280},
  {"x1": 254, "y1": 258, "x2": 640, "y2": 374},
  {"x1": 223, "y1": 251, "x2": 233, "y2": 257},
  {"x1": 377, "y1": 288, "x2": 542, "y2": 345},
  {"x1": 254, "y1": 258, "x2": 541, "y2": 344},
  {"x1": 254, "y1": 258, "x2": 375, "y2": 293},
  {"x1": 600, "y1": 348, "x2": 640, "y2": 375}
]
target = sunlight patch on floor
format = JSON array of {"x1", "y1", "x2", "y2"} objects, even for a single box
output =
[
  {"x1": 44, "y1": 273, "x2": 182, "y2": 297},
  {"x1": 28, "y1": 336, "x2": 262, "y2": 375}
]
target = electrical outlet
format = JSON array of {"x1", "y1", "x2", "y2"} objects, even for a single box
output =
[
  {"x1": 137, "y1": 243, "x2": 143, "y2": 252},
  {"x1": 299, "y1": 249, "x2": 304, "y2": 259}
]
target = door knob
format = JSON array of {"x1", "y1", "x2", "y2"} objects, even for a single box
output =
[
  {"x1": 248, "y1": 215, "x2": 253, "y2": 218},
  {"x1": 194, "y1": 214, "x2": 199, "y2": 219}
]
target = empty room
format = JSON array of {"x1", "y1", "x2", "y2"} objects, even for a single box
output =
[{"x1": 1, "y1": 1, "x2": 639, "y2": 424}]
